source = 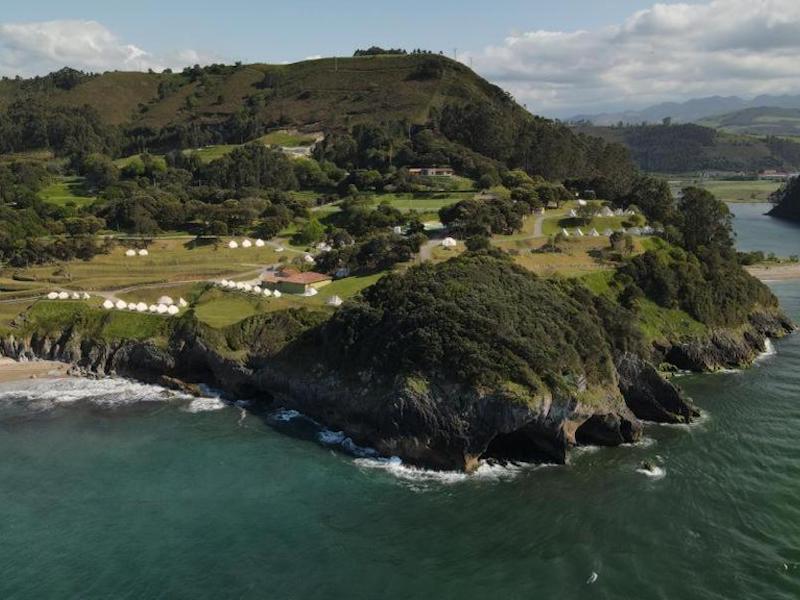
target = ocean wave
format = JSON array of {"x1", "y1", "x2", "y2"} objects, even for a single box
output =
[
  {"x1": 0, "y1": 377, "x2": 192, "y2": 408},
  {"x1": 755, "y1": 338, "x2": 777, "y2": 363},
  {"x1": 355, "y1": 456, "x2": 553, "y2": 487},
  {"x1": 636, "y1": 465, "x2": 667, "y2": 480},
  {"x1": 182, "y1": 396, "x2": 227, "y2": 413}
]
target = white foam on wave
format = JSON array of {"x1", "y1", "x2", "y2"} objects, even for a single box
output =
[
  {"x1": 0, "y1": 377, "x2": 193, "y2": 408},
  {"x1": 652, "y1": 409, "x2": 711, "y2": 430},
  {"x1": 636, "y1": 465, "x2": 666, "y2": 480},
  {"x1": 182, "y1": 396, "x2": 227, "y2": 413},
  {"x1": 355, "y1": 456, "x2": 553, "y2": 487},
  {"x1": 271, "y1": 408, "x2": 302, "y2": 422},
  {"x1": 756, "y1": 338, "x2": 777, "y2": 363}
]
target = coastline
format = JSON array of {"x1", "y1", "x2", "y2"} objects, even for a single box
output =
[
  {"x1": 746, "y1": 264, "x2": 800, "y2": 281},
  {"x1": 0, "y1": 358, "x2": 71, "y2": 384}
]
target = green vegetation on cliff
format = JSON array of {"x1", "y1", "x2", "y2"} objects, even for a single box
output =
[{"x1": 317, "y1": 250, "x2": 642, "y2": 400}]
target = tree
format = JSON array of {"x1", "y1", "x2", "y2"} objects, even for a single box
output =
[
  {"x1": 297, "y1": 218, "x2": 325, "y2": 245},
  {"x1": 677, "y1": 187, "x2": 734, "y2": 255},
  {"x1": 576, "y1": 201, "x2": 599, "y2": 224}
]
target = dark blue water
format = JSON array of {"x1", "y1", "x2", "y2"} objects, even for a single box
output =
[{"x1": 1, "y1": 211, "x2": 799, "y2": 599}]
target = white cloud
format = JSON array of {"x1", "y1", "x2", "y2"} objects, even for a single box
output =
[
  {"x1": 0, "y1": 20, "x2": 217, "y2": 76},
  {"x1": 465, "y1": 0, "x2": 800, "y2": 117}
]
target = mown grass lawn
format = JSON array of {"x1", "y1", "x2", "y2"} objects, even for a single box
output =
[{"x1": 38, "y1": 176, "x2": 96, "y2": 208}]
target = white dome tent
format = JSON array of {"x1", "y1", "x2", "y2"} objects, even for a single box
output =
[
  {"x1": 102, "y1": 299, "x2": 114, "y2": 310},
  {"x1": 82, "y1": 292, "x2": 91, "y2": 300},
  {"x1": 327, "y1": 295, "x2": 343, "y2": 307},
  {"x1": 241, "y1": 239, "x2": 253, "y2": 248},
  {"x1": 136, "y1": 302, "x2": 148, "y2": 313},
  {"x1": 167, "y1": 305, "x2": 180, "y2": 315},
  {"x1": 138, "y1": 249, "x2": 149, "y2": 257},
  {"x1": 441, "y1": 237, "x2": 457, "y2": 248},
  {"x1": 179, "y1": 298, "x2": 188, "y2": 308},
  {"x1": 47, "y1": 292, "x2": 59, "y2": 300},
  {"x1": 149, "y1": 305, "x2": 158, "y2": 313},
  {"x1": 263, "y1": 289, "x2": 273, "y2": 297},
  {"x1": 273, "y1": 290, "x2": 282, "y2": 298},
  {"x1": 125, "y1": 249, "x2": 137, "y2": 257},
  {"x1": 127, "y1": 302, "x2": 137, "y2": 311},
  {"x1": 157, "y1": 296, "x2": 174, "y2": 306},
  {"x1": 255, "y1": 239, "x2": 265, "y2": 247},
  {"x1": 115, "y1": 300, "x2": 127, "y2": 310},
  {"x1": 252, "y1": 287, "x2": 262, "y2": 295},
  {"x1": 228, "y1": 240, "x2": 239, "y2": 249},
  {"x1": 58, "y1": 292, "x2": 70, "y2": 300},
  {"x1": 157, "y1": 304, "x2": 168, "y2": 314},
  {"x1": 71, "y1": 292, "x2": 81, "y2": 300}
]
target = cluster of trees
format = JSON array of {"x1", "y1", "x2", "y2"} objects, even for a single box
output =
[
  {"x1": 318, "y1": 250, "x2": 640, "y2": 393},
  {"x1": 616, "y1": 187, "x2": 776, "y2": 327},
  {"x1": 316, "y1": 232, "x2": 425, "y2": 275}
]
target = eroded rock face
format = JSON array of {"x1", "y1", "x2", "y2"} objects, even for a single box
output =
[
  {"x1": 1, "y1": 309, "x2": 790, "y2": 471},
  {"x1": 616, "y1": 353, "x2": 699, "y2": 424},
  {"x1": 659, "y1": 309, "x2": 795, "y2": 372}
]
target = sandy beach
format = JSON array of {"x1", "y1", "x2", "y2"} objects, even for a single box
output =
[
  {"x1": 746, "y1": 264, "x2": 800, "y2": 282},
  {"x1": 0, "y1": 358, "x2": 71, "y2": 384}
]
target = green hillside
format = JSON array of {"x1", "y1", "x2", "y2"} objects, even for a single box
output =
[
  {"x1": 572, "y1": 122, "x2": 800, "y2": 173},
  {"x1": 698, "y1": 107, "x2": 800, "y2": 138},
  {"x1": 0, "y1": 55, "x2": 507, "y2": 136}
]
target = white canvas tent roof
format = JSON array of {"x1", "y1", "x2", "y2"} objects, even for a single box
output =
[
  {"x1": 576, "y1": 228, "x2": 584, "y2": 237},
  {"x1": 255, "y1": 239, "x2": 265, "y2": 247},
  {"x1": 115, "y1": 300, "x2": 127, "y2": 310},
  {"x1": 138, "y1": 249, "x2": 149, "y2": 256},
  {"x1": 441, "y1": 237, "x2": 457, "y2": 248},
  {"x1": 58, "y1": 292, "x2": 70, "y2": 300},
  {"x1": 167, "y1": 305, "x2": 180, "y2": 315},
  {"x1": 242, "y1": 239, "x2": 252, "y2": 248},
  {"x1": 47, "y1": 292, "x2": 59, "y2": 300},
  {"x1": 228, "y1": 240, "x2": 239, "y2": 249},
  {"x1": 157, "y1": 296, "x2": 174, "y2": 306},
  {"x1": 102, "y1": 299, "x2": 114, "y2": 309},
  {"x1": 561, "y1": 228, "x2": 571, "y2": 237},
  {"x1": 326, "y1": 295, "x2": 343, "y2": 307},
  {"x1": 125, "y1": 249, "x2": 137, "y2": 257},
  {"x1": 157, "y1": 304, "x2": 168, "y2": 314}
]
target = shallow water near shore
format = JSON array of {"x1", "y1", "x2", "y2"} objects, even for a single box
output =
[{"x1": 1, "y1": 215, "x2": 800, "y2": 599}]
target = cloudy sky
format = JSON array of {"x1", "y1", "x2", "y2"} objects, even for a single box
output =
[{"x1": 1, "y1": 0, "x2": 799, "y2": 117}]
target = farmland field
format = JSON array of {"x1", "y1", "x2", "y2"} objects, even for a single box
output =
[{"x1": 669, "y1": 178, "x2": 782, "y2": 202}]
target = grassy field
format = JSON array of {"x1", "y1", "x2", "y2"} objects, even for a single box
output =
[
  {"x1": 193, "y1": 271, "x2": 385, "y2": 328},
  {"x1": 0, "y1": 238, "x2": 281, "y2": 301},
  {"x1": 669, "y1": 179, "x2": 782, "y2": 202},
  {"x1": 38, "y1": 176, "x2": 96, "y2": 208},
  {"x1": 259, "y1": 131, "x2": 318, "y2": 146}
]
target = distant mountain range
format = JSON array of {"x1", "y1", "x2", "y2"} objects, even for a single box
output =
[{"x1": 570, "y1": 95, "x2": 800, "y2": 127}]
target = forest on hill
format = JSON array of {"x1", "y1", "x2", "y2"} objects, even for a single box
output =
[{"x1": 571, "y1": 122, "x2": 800, "y2": 174}]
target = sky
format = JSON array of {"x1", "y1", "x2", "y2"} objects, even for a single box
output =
[{"x1": 2, "y1": 0, "x2": 800, "y2": 118}]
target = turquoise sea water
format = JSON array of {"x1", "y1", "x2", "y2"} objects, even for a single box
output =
[{"x1": 1, "y1": 208, "x2": 800, "y2": 599}]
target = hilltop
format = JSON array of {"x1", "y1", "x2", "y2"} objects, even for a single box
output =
[
  {"x1": 0, "y1": 55, "x2": 520, "y2": 143},
  {"x1": 697, "y1": 107, "x2": 800, "y2": 138}
]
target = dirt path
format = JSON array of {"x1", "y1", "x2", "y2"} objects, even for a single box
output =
[{"x1": 533, "y1": 215, "x2": 545, "y2": 238}]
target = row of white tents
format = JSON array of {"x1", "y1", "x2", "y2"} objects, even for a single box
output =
[
  {"x1": 227, "y1": 239, "x2": 273, "y2": 250},
  {"x1": 561, "y1": 226, "x2": 655, "y2": 238},
  {"x1": 101, "y1": 296, "x2": 188, "y2": 316},
  {"x1": 214, "y1": 279, "x2": 343, "y2": 306},
  {"x1": 568, "y1": 207, "x2": 636, "y2": 218},
  {"x1": 47, "y1": 291, "x2": 91, "y2": 301},
  {"x1": 125, "y1": 249, "x2": 149, "y2": 257},
  {"x1": 216, "y1": 279, "x2": 283, "y2": 298}
]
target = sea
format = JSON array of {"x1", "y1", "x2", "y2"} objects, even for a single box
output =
[{"x1": 0, "y1": 202, "x2": 798, "y2": 599}]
